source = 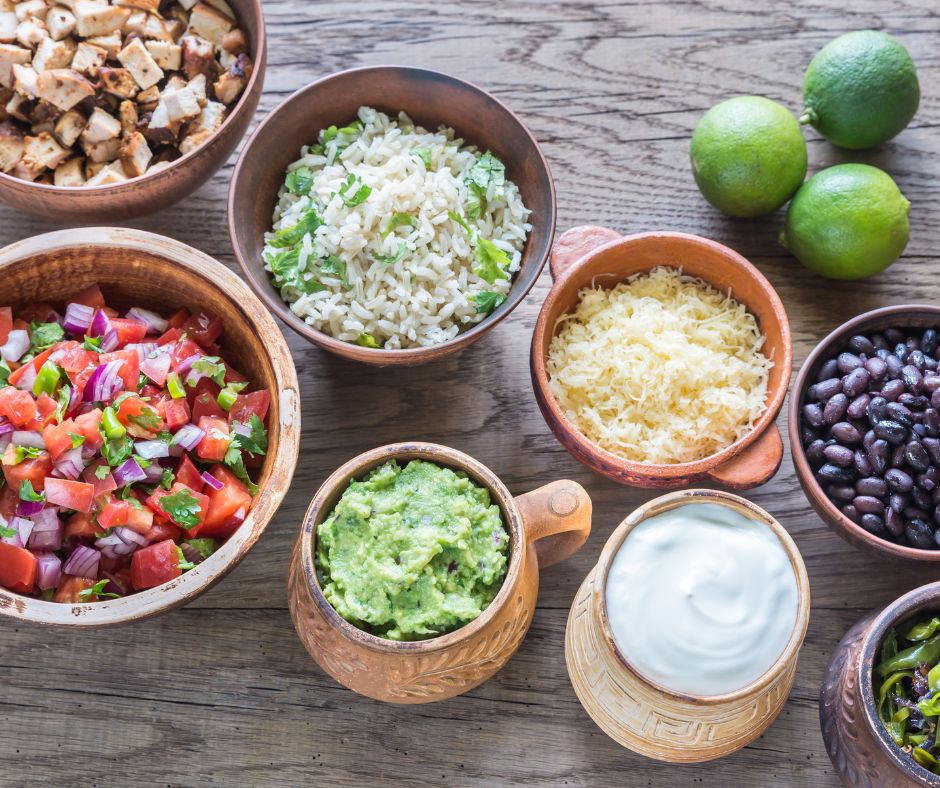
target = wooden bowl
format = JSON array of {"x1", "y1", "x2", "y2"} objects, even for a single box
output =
[
  {"x1": 0, "y1": 0, "x2": 266, "y2": 223},
  {"x1": 821, "y1": 580, "x2": 940, "y2": 786},
  {"x1": 530, "y1": 226, "x2": 792, "y2": 489},
  {"x1": 0, "y1": 228, "x2": 300, "y2": 626},
  {"x1": 228, "y1": 66, "x2": 555, "y2": 366},
  {"x1": 566, "y1": 489, "x2": 811, "y2": 762},
  {"x1": 287, "y1": 442, "x2": 591, "y2": 703},
  {"x1": 789, "y1": 305, "x2": 940, "y2": 564}
]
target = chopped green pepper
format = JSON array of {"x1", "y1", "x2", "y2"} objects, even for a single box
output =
[
  {"x1": 32, "y1": 360, "x2": 61, "y2": 397},
  {"x1": 101, "y1": 406, "x2": 126, "y2": 440},
  {"x1": 167, "y1": 372, "x2": 186, "y2": 400}
]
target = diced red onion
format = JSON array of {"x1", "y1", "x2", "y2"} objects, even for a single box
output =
[
  {"x1": 63, "y1": 302, "x2": 94, "y2": 335},
  {"x1": 99, "y1": 328, "x2": 120, "y2": 353},
  {"x1": 83, "y1": 463, "x2": 117, "y2": 496},
  {"x1": 28, "y1": 510, "x2": 61, "y2": 551},
  {"x1": 201, "y1": 470, "x2": 224, "y2": 490},
  {"x1": 82, "y1": 359, "x2": 124, "y2": 403},
  {"x1": 12, "y1": 430, "x2": 45, "y2": 449},
  {"x1": 100, "y1": 570, "x2": 126, "y2": 596},
  {"x1": 232, "y1": 507, "x2": 247, "y2": 523},
  {"x1": 62, "y1": 545, "x2": 99, "y2": 578},
  {"x1": 142, "y1": 462, "x2": 165, "y2": 483},
  {"x1": 0, "y1": 329, "x2": 29, "y2": 363},
  {"x1": 66, "y1": 385, "x2": 82, "y2": 418},
  {"x1": 126, "y1": 307, "x2": 168, "y2": 334},
  {"x1": 15, "y1": 516, "x2": 34, "y2": 544},
  {"x1": 88, "y1": 309, "x2": 112, "y2": 339},
  {"x1": 232, "y1": 421, "x2": 252, "y2": 438},
  {"x1": 35, "y1": 552, "x2": 62, "y2": 590},
  {"x1": 140, "y1": 347, "x2": 172, "y2": 385},
  {"x1": 112, "y1": 458, "x2": 147, "y2": 486},
  {"x1": 15, "y1": 499, "x2": 44, "y2": 517},
  {"x1": 46, "y1": 309, "x2": 63, "y2": 326},
  {"x1": 172, "y1": 423, "x2": 205, "y2": 451},
  {"x1": 95, "y1": 533, "x2": 134, "y2": 559},
  {"x1": 134, "y1": 439, "x2": 169, "y2": 460},
  {"x1": 54, "y1": 446, "x2": 85, "y2": 480},
  {"x1": 0, "y1": 433, "x2": 10, "y2": 453},
  {"x1": 175, "y1": 353, "x2": 203, "y2": 379},
  {"x1": 0, "y1": 419, "x2": 12, "y2": 435},
  {"x1": 1, "y1": 515, "x2": 21, "y2": 547},
  {"x1": 13, "y1": 363, "x2": 37, "y2": 392},
  {"x1": 116, "y1": 526, "x2": 148, "y2": 547}
]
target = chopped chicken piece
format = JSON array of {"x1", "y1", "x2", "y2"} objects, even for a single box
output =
[
  {"x1": 180, "y1": 33, "x2": 213, "y2": 80},
  {"x1": 117, "y1": 36, "x2": 161, "y2": 89},
  {"x1": 179, "y1": 97, "x2": 221, "y2": 154},
  {"x1": 0, "y1": 11, "x2": 16, "y2": 43},
  {"x1": 0, "y1": 43, "x2": 29, "y2": 88},
  {"x1": 15, "y1": 18, "x2": 48, "y2": 48},
  {"x1": 45, "y1": 5, "x2": 75, "y2": 40},
  {"x1": 98, "y1": 66, "x2": 137, "y2": 98},
  {"x1": 81, "y1": 133, "x2": 118, "y2": 162},
  {"x1": 36, "y1": 67, "x2": 94, "y2": 109},
  {"x1": 117, "y1": 96, "x2": 135, "y2": 134},
  {"x1": 212, "y1": 53, "x2": 250, "y2": 105},
  {"x1": 126, "y1": 11, "x2": 168, "y2": 40},
  {"x1": 15, "y1": 0, "x2": 48, "y2": 23},
  {"x1": 29, "y1": 98, "x2": 62, "y2": 123},
  {"x1": 84, "y1": 158, "x2": 103, "y2": 177},
  {"x1": 5, "y1": 91, "x2": 32, "y2": 121},
  {"x1": 204, "y1": 0, "x2": 234, "y2": 20},
  {"x1": 150, "y1": 83, "x2": 199, "y2": 128},
  {"x1": 221, "y1": 27, "x2": 245, "y2": 54},
  {"x1": 84, "y1": 31, "x2": 119, "y2": 57},
  {"x1": 80, "y1": 104, "x2": 119, "y2": 142},
  {"x1": 187, "y1": 2, "x2": 230, "y2": 47},
  {"x1": 70, "y1": 39, "x2": 105, "y2": 73},
  {"x1": 114, "y1": 0, "x2": 159, "y2": 12},
  {"x1": 12, "y1": 155, "x2": 43, "y2": 180},
  {"x1": 144, "y1": 39, "x2": 179, "y2": 70},
  {"x1": 187, "y1": 71, "x2": 205, "y2": 103},
  {"x1": 163, "y1": 74, "x2": 186, "y2": 93},
  {"x1": 73, "y1": 0, "x2": 128, "y2": 37},
  {"x1": 85, "y1": 158, "x2": 126, "y2": 185},
  {"x1": 52, "y1": 105, "x2": 83, "y2": 145},
  {"x1": 0, "y1": 85, "x2": 10, "y2": 118},
  {"x1": 23, "y1": 129, "x2": 69, "y2": 168},
  {"x1": 0, "y1": 117, "x2": 23, "y2": 170},
  {"x1": 32, "y1": 34, "x2": 75, "y2": 71},
  {"x1": 11, "y1": 63, "x2": 38, "y2": 97},
  {"x1": 134, "y1": 81, "x2": 157, "y2": 107},
  {"x1": 163, "y1": 17, "x2": 183, "y2": 40},
  {"x1": 118, "y1": 128, "x2": 148, "y2": 175},
  {"x1": 53, "y1": 154, "x2": 84, "y2": 185}
]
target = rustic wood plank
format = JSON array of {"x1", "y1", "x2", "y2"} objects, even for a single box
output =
[{"x1": 2, "y1": 0, "x2": 939, "y2": 784}]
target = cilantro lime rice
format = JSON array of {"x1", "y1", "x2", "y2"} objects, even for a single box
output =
[{"x1": 262, "y1": 106, "x2": 532, "y2": 350}]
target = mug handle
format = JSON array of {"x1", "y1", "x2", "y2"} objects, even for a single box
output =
[
  {"x1": 706, "y1": 424, "x2": 784, "y2": 489},
  {"x1": 550, "y1": 225, "x2": 621, "y2": 280},
  {"x1": 514, "y1": 481, "x2": 592, "y2": 568}
]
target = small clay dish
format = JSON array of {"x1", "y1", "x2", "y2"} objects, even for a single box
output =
[
  {"x1": 789, "y1": 305, "x2": 940, "y2": 564},
  {"x1": 0, "y1": 0, "x2": 265, "y2": 223},
  {"x1": 566, "y1": 489, "x2": 810, "y2": 762},
  {"x1": 530, "y1": 226, "x2": 792, "y2": 489},
  {"x1": 821, "y1": 580, "x2": 940, "y2": 786},
  {"x1": 0, "y1": 227, "x2": 300, "y2": 626},
  {"x1": 287, "y1": 442, "x2": 591, "y2": 703},
  {"x1": 229, "y1": 66, "x2": 555, "y2": 366}
]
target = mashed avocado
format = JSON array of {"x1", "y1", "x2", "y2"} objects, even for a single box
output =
[{"x1": 315, "y1": 459, "x2": 510, "y2": 641}]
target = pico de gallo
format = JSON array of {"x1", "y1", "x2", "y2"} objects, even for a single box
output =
[{"x1": 0, "y1": 285, "x2": 271, "y2": 602}]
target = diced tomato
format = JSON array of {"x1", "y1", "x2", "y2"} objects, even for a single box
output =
[
  {"x1": 196, "y1": 416, "x2": 230, "y2": 462},
  {"x1": 126, "y1": 503, "x2": 155, "y2": 532},
  {"x1": 0, "y1": 485, "x2": 18, "y2": 519},
  {"x1": 176, "y1": 455, "x2": 203, "y2": 491},
  {"x1": 182, "y1": 311, "x2": 223, "y2": 348},
  {"x1": 42, "y1": 419, "x2": 78, "y2": 460},
  {"x1": 70, "y1": 285, "x2": 106, "y2": 309},
  {"x1": 156, "y1": 328, "x2": 181, "y2": 346},
  {"x1": 44, "y1": 478, "x2": 95, "y2": 513},
  {"x1": 99, "y1": 350, "x2": 139, "y2": 391},
  {"x1": 149, "y1": 520, "x2": 181, "y2": 543},
  {"x1": 170, "y1": 338, "x2": 201, "y2": 370},
  {"x1": 64, "y1": 512, "x2": 97, "y2": 540},
  {"x1": 97, "y1": 498, "x2": 129, "y2": 529},
  {"x1": 145, "y1": 482, "x2": 209, "y2": 531},
  {"x1": 2, "y1": 450, "x2": 52, "y2": 491},
  {"x1": 0, "y1": 306, "x2": 11, "y2": 345},
  {"x1": 163, "y1": 398, "x2": 190, "y2": 430},
  {"x1": 130, "y1": 539, "x2": 182, "y2": 590},
  {"x1": 72, "y1": 408, "x2": 103, "y2": 450},
  {"x1": 35, "y1": 393, "x2": 57, "y2": 424},
  {"x1": 224, "y1": 365, "x2": 249, "y2": 386},
  {"x1": 53, "y1": 575, "x2": 96, "y2": 602},
  {"x1": 6, "y1": 346, "x2": 55, "y2": 388},
  {"x1": 0, "y1": 387, "x2": 39, "y2": 427},
  {"x1": 110, "y1": 318, "x2": 148, "y2": 346},
  {"x1": 17, "y1": 302, "x2": 54, "y2": 323},
  {"x1": 115, "y1": 396, "x2": 161, "y2": 431},
  {"x1": 0, "y1": 542, "x2": 37, "y2": 593},
  {"x1": 195, "y1": 465, "x2": 252, "y2": 539},
  {"x1": 55, "y1": 345, "x2": 97, "y2": 391},
  {"x1": 167, "y1": 308, "x2": 189, "y2": 329},
  {"x1": 230, "y1": 390, "x2": 270, "y2": 424},
  {"x1": 192, "y1": 392, "x2": 225, "y2": 423}
]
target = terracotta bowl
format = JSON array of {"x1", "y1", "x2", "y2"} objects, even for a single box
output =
[
  {"x1": 789, "y1": 305, "x2": 940, "y2": 564},
  {"x1": 0, "y1": 0, "x2": 266, "y2": 223},
  {"x1": 287, "y1": 442, "x2": 591, "y2": 703},
  {"x1": 530, "y1": 226, "x2": 792, "y2": 489},
  {"x1": 229, "y1": 66, "x2": 556, "y2": 366},
  {"x1": 0, "y1": 228, "x2": 300, "y2": 626},
  {"x1": 566, "y1": 489, "x2": 811, "y2": 763},
  {"x1": 821, "y1": 580, "x2": 940, "y2": 786}
]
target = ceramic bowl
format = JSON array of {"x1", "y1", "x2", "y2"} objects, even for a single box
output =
[
  {"x1": 530, "y1": 226, "x2": 792, "y2": 489},
  {"x1": 229, "y1": 65, "x2": 555, "y2": 366},
  {"x1": 566, "y1": 489, "x2": 811, "y2": 762},
  {"x1": 0, "y1": 228, "x2": 299, "y2": 626},
  {"x1": 789, "y1": 305, "x2": 940, "y2": 564},
  {"x1": 0, "y1": 0, "x2": 266, "y2": 223},
  {"x1": 821, "y1": 580, "x2": 940, "y2": 786},
  {"x1": 287, "y1": 442, "x2": 591, "y2": 703}
]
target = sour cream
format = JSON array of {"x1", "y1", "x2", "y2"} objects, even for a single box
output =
[{"x1": 605, "y1": 503, "x2": 798, "y2": 696}]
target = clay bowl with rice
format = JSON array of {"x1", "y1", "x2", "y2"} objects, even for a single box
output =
[
  {"x1": 228, "y1": 65, "x2": 555, "y2": 366},
  {"x1": 530, "y1": 226, "x2": 792, "y2": 490}
]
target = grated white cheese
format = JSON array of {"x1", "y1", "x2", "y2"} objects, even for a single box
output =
[{"x1": 546, "y1": 266, "x2": 772, "y2": 465}]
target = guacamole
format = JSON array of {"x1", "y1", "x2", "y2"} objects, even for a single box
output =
[{"x1": 315, "y1": 459, "x2": 510, "y2": 641}]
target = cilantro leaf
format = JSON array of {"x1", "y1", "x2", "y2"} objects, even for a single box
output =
[
  {"x1": 128, "y1": 407, "x2": 161, "y2": 430},
  {"x1": 337, "y1": 173, "x2": 371, "y2": 207},
  {"x1": 160, "y1": 468, "x2": 175, "y2": 490},
  {"x1": 465, "y1": 151, "x2": 505, "y2": 219},
  {"x1": 55, "y1": 384, "x2": 72, "y2": 423},
  {"x1": 373, "y1": 243, "x2": 407, "y2": 267},
  {"x1": 159, "y1": 488, "x2": 203, "y2": 530},
  {"x1": 474, "y1": 237, "x2": 511, "y2": 284},
  {"x1": 177, "y1": 546, "x2": 196, "y2": 572},
  {"x1": 473, "y1": 291, "x2": 508, "y2": 315},
  {"x1": 28, "y1": 320, "x2": 65, "y2": 356},
  {"x1": 185, "y1": 538, "x2": 219, "y2": 560},
  {"x1": 83, "y1": 336, "x2": 102, "y2": 353},
  {"x1": 0, "y1": 523, "x2": 16, "y2": 539},
  {"x1": 285, "y1": 166, "x2": 314, "y2": 196},
  {"x1": 190, "y1": 357, "x2": 227, "y2": 387},
  {"x1": 18, "y1": 480, "x2": 44, "y2": 502},
  {"x1": 447, "y1": 210, "x2": 473, "y2": 235},
  {"x1": 100, "y1": 435, "x2": 134, "y2": 468},
  {"x1": 78, "y1": 579, "x2": 120, "y2": 602},
  {"x1": 264, "y1": 247, "x2": 327, "y2": 296},
  {"x1": 319, "y1": 255, "x2": 350, "y2": 288},
  {"x1": 222, "y1": 450, "x2": 259, "y2": 497},
  {"x1": 0, "y1": 359, "x2": 10, "y2": 388},
  {"x1": 95, "y1": 465, "x2": 110, "y2": 480},
  {"x1": 411, "y1": 148, "x2": 433, "y2": 168},
  {"x1": 269, "y1": 207, "x2": 321, "y2": 249},
  {"x1": 230, "y1": 414, "x2": 268, "y2": 457},
  {"x1": 68, "y1": 432, "x2": 85, "y2": 448},
  {"x1": 10, "y1": 446, "x2": 42, "y2": 464},
  {"x1": 381, "y1": 212, "x2": 417, "y2": 238}
]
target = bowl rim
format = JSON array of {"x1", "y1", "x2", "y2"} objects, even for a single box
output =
[
  {"x1": 590, "y1": 489, "x2": 811, "y2": 705},
  {"x1": 530, "y1": 230, "x2": 792, "y2": 480},
  {"x1": 857, "y1": 580, "x2": 940, "y2": 785},
  {"x1": 298, "y1": 441, "x2": 525, "y2": 652},
  {"x1": 0, "y1": 0, "x2": 266, "y2": 197},
  {"x1": 788, "y1": 304, "x2": 940, "y2": 563},
  {"x1": 228, "y1": 64, "x2": 556, "y2": 363},
  {"x1": 0, "y1": 227, "x2": 300, "y2": 626}
]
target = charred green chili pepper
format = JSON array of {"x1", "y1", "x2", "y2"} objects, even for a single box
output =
[{"x1": 876, "y1": 633, "x2": 940, "y2": 677}]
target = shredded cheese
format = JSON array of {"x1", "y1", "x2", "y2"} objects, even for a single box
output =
[{"x1": 546, "y1": 266, "x2": 772, "y2": 465}]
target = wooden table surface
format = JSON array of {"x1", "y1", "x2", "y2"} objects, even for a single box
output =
[{"x1": 2, "y1": 0, "x2": 938, "y2": 785}]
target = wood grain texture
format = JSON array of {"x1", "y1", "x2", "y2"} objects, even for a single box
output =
[{"x1": 1, "y1": 0, "x2": 938, "y2": 784}]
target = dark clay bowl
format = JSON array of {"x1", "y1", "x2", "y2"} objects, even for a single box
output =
[
  {"x1": 228, "y1": 66, "x2": 555, "y2": 366},
  {"x1": 821, "y1": 580, "x2": 940, "y2": 786},
  {"x1": 789, "y1": 305, "x2": 940, "y2": 564}
]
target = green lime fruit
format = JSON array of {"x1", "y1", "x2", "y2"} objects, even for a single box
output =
[
  {"x1": 801, "y1": 30, "x2": 920, "y2": 149},
  {"x1": 690, "y1": 96, "x2": 807, "y2": 218},
  {"x1": 781, "y1": 163, "x2": 910, "y2": 280}
]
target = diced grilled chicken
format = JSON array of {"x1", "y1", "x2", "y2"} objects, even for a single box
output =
[
  {"x1": 98, "y1": 65, "x2": 137, "y2": 98},
  {"x1": 80, "y1": 104, "x2": 119, "y2": 142},
  {"x1": 0, "y1": 42, "x2": 29, "y2": 88},
  {"x1": 11, "y1": 63, "x2": 38, "y2": 97},
  {"x1": 212, "y1": 52, "x2": 250, "y2": 105},
  {"x1": 0, "y1": 117, "x2": 24, "y2": 171},
  {"x1": 28, "y1": 97, "x2": 62, "y2": 124},
  {"x1": 187, "y1": 2, "x2": 230, "y2": 47},
  {"x1": 178, "y1": 97, "x2": 221, "y2": 154},
  {"x1": 45, "y1": 6, "x2": 76, "y2": 40},
  {"x1": 117, "y1": 96, "x2": 135, "y2": 134},
  {"x1": 0, "y1": 11, "x2": 16, "y2": 44},
  {"x1": 15, "y1": 0, "x2": 48, "y2": 23},
  {"x1": 85, "y1": 158, "x2": 126, "y2": 185},
  {"x1": 114, "y1": 0, "x2": 160, "y2": 12},
  {"x1": 36, "y1": 66, "x2": 94, "y2": 109},
  {"x1": 179, "y1": 33, "x2": 213, "y2": 80},
  {"x1": 53, "y1": 154, "x2": 84, "y2": 185},
  {"x1": 118, "y1": 128, "x2": 149, "y2": 175},
  {"x1": 23, "y1": 129, "x2": 69, "y2": 168},
  {"x1": 221, "y1": 27, "x2": 245, "y2": 54},
  {"x1": 70, "y1": 40, "x2": 105, "y2": 73},
  {"x1": 32, "y1": 34, "x2": 75, "y2": 71},
  {"x1": 144, "y1": 39, "x2": 179, "y2": 70},
  {"x1": 117, "y1": 36, "x2": 161, "y2": 89},
  {"x1": 80, "y1": 134, "x2": 118, "y2": 162},
  {"x1": 14, "y1": 17, "x2": 47, "y2": 49},
  {"x1": 84, "y1": 31, "x2": 120, "y2": 57},
  {"x1": 73, "y1": 1, "x2": 129, "y2": 37},
  {"x1": 5, "y1": 91, "x2": 33, "y2": 122},
  {"x1": 52, "y1": 105, "x2": 83, "y2": 145}
]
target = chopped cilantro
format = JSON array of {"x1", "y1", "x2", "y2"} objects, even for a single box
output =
[
  {"x1": 319, "y1": 255, "x2": 350, "y2": 288},
  {"x1": 373, "y1": 242, "x2": 407, "y2": 267},
  {"x1": 190, "y1": 356, "x2": 227, "y2": 387},
  {"x1": 465, "y1": 151, "x2": 505, "y2": 219},
  {"x1": 100, "y1": 434, "x2": 133, "y2": 468},
  {"x1": 78, "y1": 579, "x2": 120, "y2": 602},
  {"x1": 411, "y1": 148, "x2": 433, "y2": 168},
  {"x1": 18, "y1": 480, "x2": 44, "y2": 502},
  {"x1": 264, "y1": 247, "x2": 327, "y2": 296},
  {"x1": 222, "y1": 451, "x2": 258, "y2": 497},
  {"x1": 474, "y1": 237, "x2": 511, "y2": 284},
  {"x1": 0, "y1": 523, "x2": 16, "y2": 539},
  {"x1": 159, "y1": 487, "x2": 202, "y2": 530},
  {"x1": 447, "y1": 210, "x2": 473, "y2": 235},
  {"x1": 28, "y1": 320, "x2": 65, "y2": 356},
  {"x1": 285, "y1": 166, "x2": 314, "y2": 196},
  {"x1": 94, "y1": 465, "x2": 110, "y2": 480},
  {"x1": 337, "y1": 173, "x2": 371, "y2": 207},
  {"x1": 68, "y1": 432, "x2": 86, "y2": 449},
  {"x1": 230, "y1": 414, "x2": 268, "y2": 457},
  {"x1": 160, "y1": 468, "x2": 175, "y2": 490},
  {"x1": 381, "y1": 212, "x2": 417, "y2": 238},
  {"x1": 54, "y1": 384, "x2": 72, "y2": 423},
  {"x1": 0, "y1": 359, "x2": 10, "y2": 388},
  {"x1": 82, "y1": 335, "x2": 102, "y2": 353},
  {"x1": 10, "y1": 446, "x2": 42, "y2": 464},
  {"x1": 473, "y1": 291, "x2": 508, "y2": 315},
  {"x1": 185, "y1": 538, "x2": 219, "y2": 560},
  {"x1": 355, "y1": 333, "x2": 380, "y2": 349},
  {"x1": 128, "y1": 407, "x2": 161, "y2": 430},
  {"x1": 269, "y1": 207, "x2": 321, "y2": 249}
]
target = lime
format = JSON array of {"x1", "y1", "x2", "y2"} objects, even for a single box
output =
[
  {"x1": 782, "y1": 163, "x2": 910, "y2": 280},
  {"x1": 690, "y1": 96, "x2": 807, "y2": 218},
  {"x1": 801, "y1": 30, "x2": 920, "y2": 149}
]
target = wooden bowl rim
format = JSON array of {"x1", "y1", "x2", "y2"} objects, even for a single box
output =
[
  {"x1": 0, "y1": 227, "x2": 300, "y2": 626},
  {"x1": 589, "y1": 489, "x2": 811, "y2": 705},
  {"x1": 0, "y1": 0, "x2": 266, "y2": 197},
  {"x1": 530, "y1": 231, "x2": 792, "y2": 480},
  {"x1": 788, "y1": 303, "x2": 940, "y2": 563},
  {"x1": 228, "y1": 64, "x2": 556, "y2": 365},
  {"x1": 298, "y1": 441, "x2": 532, "y2": 653},
  {"x1": 856, "y1": 580, "x2": 940, "y2": 785}
]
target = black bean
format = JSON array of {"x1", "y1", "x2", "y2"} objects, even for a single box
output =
[
  {"x1": 921, "y1": 467, "x2": 940, "y2": 490},
  {"x1": 906, "y1": 441, "x2": 931, "y2": 472},
  {"x1": 906, "y1": 507, "x2": 931, "y2": 521},
  {"x1": 883, "y1": 380, "x2": 906, "y2": 401},
  {"x1": 907, "y1": 519, "x2": 936, "y2": 549},
  {"x1": 895, "y1": 345, "x2": 910, "y2": 363},
  {"x1": 886, "y1": 468, "x2": 915, "y2": 492},
  {"x1": 801, "y1": 424, "x2": 820, "y2": 445},
  {"x1": 832, "y1": 422, "x2": 864, "y2": 444},
  {"x1": 823, "y1": 394, "x2": 849, "y2": 425},
  {"x1": 817, "y1": 359, "x2": 840, "y2": 382},
  {"x1": 891, "y1": 442, "x2": 908, "y2": 467},
  {"x1": 868, "y1": 439, "x2": 889, "y2": 475},
  {"x1": 806, "y1": 439, "x2": 827, "y2": 465},
  {"x1": 803, "y1": 403, "x2": 824, "y2": 428},
  {"x1": 874, "y1": 420, "x2": 908, "y2": 444},
  {"x1": 891, "y1": 492, "x2": 911, "y2": 513},
  {"x1": 932, "y1": 390, "x2": 940, "y2": 411},
  {"x1": 854, "y1": 450, "x2": 872, "y2": 476},
  {"x1": 857, "y1": 476, "x2": 889, "y2": 497},
  {"x1": 924, "y1": 409, "x2": 940, "y2": 437},
  {"x1": 876, "y1": 347, "x2": 890, "y2": 359},
  {"x1": 914, "y1": 424, "x2": 928, "y2": 438},
  {"x1": 842, "y1": 504, "x2": 861, "y2": 524},
  {"x1": 818, "y1": 463, "x2": 857, "y2": 484},
  {"x1": 843, "y1": 367, "x2": 870, "y2": 397},
  {"x1": 867, "y1": 396, "x2": 888, "y2": 424},
  {"x1": 923, "y1": 437, "x2": 940, "y2": 466},
  {"x1": 886, "y1": 507, "x2": 905, "y2": 535},
  {"x1": 866, "y1": 357, "x2": 888, "y2": 380},
  {"x1": 885, "y1": 402, "x2": 913, "y2": 427},
  {"x1": 837, "y1": 352, "x2": 863, "y2": 374},
  {"x1": 928, "y1": 358, "x2": 939, "y2": 371},
  {"x1": 846, "y1": 394, "x2": 870, "y2": 420},
  {"x1": 899, "y1": 393, "x2": 929, "y2": 411},
  {"x1": 823, "y1": 444, "x2": 854, "y2": 467},
  {"x1": 863, "y1": 429, "x2": 877, "y2": 451},
  {"x1": 849, "y1": 335, "x2": 876, "y2": 355},
  {"x1": 926, "y1": 376, "x2": 940, "y2": 393},
  {"x1": 810, "y1": 378, "x2": 843, "y2": 401},
  {"x1": 854, "y1": 495, "x2": 886, "y2": 515},
  {"x1": 861, "y1": 513, "x2": 887, "y2": 536},
  {"x1": 902, "y1": 365, "x2": 926, "y2": 392},
  {"x1": 913, "y1": 486, "x2": 933, "y2": 510},
  {"x1": 887, "y1": 355, "x2": 903, "y2": 376},
  {"x1": 885, "y1": 328, "x2": 905, "y2": 345},
  {"x1": 924, "y1": 330, "x2": 938, "y2": 356},
  {"x1": 829, "y1": 485, "x2": 856, "y2": 502},
  {"x1": 911, "y1": 350, "x2": 927, "y2": 369}
]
